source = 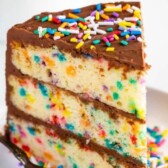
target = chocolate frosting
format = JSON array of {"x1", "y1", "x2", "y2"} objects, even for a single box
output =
[
  {"x1": 7, "y1": 104, "x2": 146, "y2": 168},
  {"x1": 7, "y1": 2, "x2": 147, "y2": 70}
]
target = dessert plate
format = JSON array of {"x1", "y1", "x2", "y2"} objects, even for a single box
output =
[{"x1": 0, "y1": 88, "x2": 168, "y2": 168}]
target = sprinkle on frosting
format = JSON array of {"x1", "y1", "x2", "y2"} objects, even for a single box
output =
[{"x1": 33, "y1": 3, "x2": 143, "y2": 52}]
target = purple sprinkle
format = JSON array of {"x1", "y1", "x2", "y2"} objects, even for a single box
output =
[
  {"x1": 105, "y1": 18, "x2": 115, "y2": 22},
  {"x1": 102, "y1": 85, "x2": 108, "y2": 92},
  {"x1": 90, "y1": 10, "x2": 97, "y2": 16},
  {"x1": 112, "y1": 12, "x2": 119, "y2": 18},
  {"x1": 52, "y1": 53, "x2": 58, "y2": 57},
  {"x1": 127, "y1": 35, "x2": 136, "y2": 42},
  {"x1": 99, "y1": 10, "x2": 104, "y2": 15}
]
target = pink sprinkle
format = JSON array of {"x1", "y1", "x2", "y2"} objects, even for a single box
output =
[
  {"x1": 102, "y1": 36, "x2": 109, "y2": 43},
  {"x1": 109, "y1": 37, "x2": 114, "y2": 42},
  {"x1": 157, "y1": 139, "x2": 166, "y2": 147},
  {"x1": 90, "y1": 10, "x2": 97, "y2": 16},
  {"x1": 107, "y1": 34, "x2": 113, "y2": 39},
  {"x1": 139, "y1": 78, "x2": 146, "y2": 85},
  {"x1": 78, "y1": 32, "x2": 83, "y2": 39}
]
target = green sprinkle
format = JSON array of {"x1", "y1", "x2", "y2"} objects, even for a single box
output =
[
  {"x1": 120, "y1": 40, "x2": 128, "y2": 46},
  {"x1": 110, "y1": 130, "x2": 115, "y2": 136},
  {"x1": 113, "y1": 92, "x2": 119, "y2": 100},
  {"x1": 116, "y1": 81, "x2": 123, "y2": 90},
  {"x1": 106, "y1": 42, "x2": 111, "y2": 47},
  {"x1": 77, "y1": 17, "x2": 86, "y2": 22},
  {"x1": 129, "y1": 79, "x2": 137, "y2": 84},
  {"x1": 92, "y1": 39, "x2": 101, "y2": 45},
  {"x1": 42, "y1": 29, "x2": 47, "y2": 36},
  {"x1": 19, "y1": 88, "x2": 26, "y2": 97},
  {"x1": 34, "y1": 29, "x2": 39, "y2": 35},
  {"x1": 35, "y1": 15, "x2": 40, "y2": 20},
  {"x1": 41, "y1": 16, "x2": 49, "y2": 22},
  {"x1": 137, "y1": 20, "x2": 142, "y2": 26},
  {"x1": 61, "y1": 31, "x2": 71, "y2": 36},
  {"x1": 106, "y1": 27, "x2": 113, "y2": 32},
  {"x1": 46, "y1": 104, "x2": 50, "y2": 109},
  {"x1": 73, "y1": 164, "x2": 78, "y2": 168},
  {"x1": 33, "y1": 55, "x2": 40, "y2": 63},
  {"x1": 38, "y1": 161, "x2": 44, "y2": 167}
]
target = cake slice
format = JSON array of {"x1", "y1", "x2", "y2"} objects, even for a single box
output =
[{"x1": 6, "y1": 2, "x2": 148, "y2": 168}]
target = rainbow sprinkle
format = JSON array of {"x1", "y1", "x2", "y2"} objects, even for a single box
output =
[
  {"x1": 33, "y1": 3, "x2": 143, "y2": 52},
  {"x1": 148, "y1": 126, "x2": 168, "y2": 168}
]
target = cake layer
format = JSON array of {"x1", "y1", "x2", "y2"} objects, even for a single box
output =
[
  {"x1": 8, "y1": 115, "x2": 121, "y2": 168},
  {"x1": 8, "y1": 74, "x2": 147, "y2": 163},
  {"x1": 8, "y1": 41, "x2": 146, "y2": 119}
]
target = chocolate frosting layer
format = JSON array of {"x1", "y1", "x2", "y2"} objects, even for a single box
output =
[
  {"x1": 7, "y1": 2, "x2": 147, "y2": 70},
  {"x1": 7, "y1": 104, "x2": 146, "y2": 168}
]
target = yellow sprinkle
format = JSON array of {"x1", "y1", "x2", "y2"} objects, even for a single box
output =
[
  {"x1": 54, "y1": 32, "x2": 64, "y2": 37},
  {"x1": 83, "y1": 33, "x2": 90, "y2": 41},
  {"x1": 48, "y1": 17, "x2": 52, "y2": 22},
  {"x1": 70, "y1": 37, "x2": 78, "y2": 43},
  {"x1": 90, "y1": 45, "x2": 95, "y2": 50},
  {"x1": 114, "y1": 34, "x2": 119, "y2": 40},
  {"x1": 134, "y1": 10, "x2": 141, "y2": 19},
  {"x1": 101, "y1": 13, "x2": 110, "y2": 20},
  {"x1": 63, "y1": 109, "x2": 71, "y2": 117},
  {"x1": 78, "y1": 23, "x2": 87, "y2": 30},
  {"x1": 162, "y1": 130, "x2": 168, "y2": 138},
  {"x1": 104, "y1": 7, "x2": 122, "y2": 12},
  {"x1": 26, "y1": 94, "x2": 35, "y2": 103},
  {"x1": 126, "y1": 34, "x2": 130, "y2": 39},
  {"x1": 76, "y1": 41, "x2": 84, "y2": 49},
  {"x1": 60, "y1": 22, "x2": 68, "y2": 28},
  {"x1": 106, "y1": 47, "x2": 115, "y2": 52},
  {"x1": 119, "y1": 21, "x2": 135, "y2": 27},
  {"x1": 122, "y1": 4, "x2": 131, "y2": 11},
  {"x1": 68, "y1": 13, "x2": 79, "y2": 19},
  {"x1": 96, "y1": 11, "x2": 100, "y2": 21}
]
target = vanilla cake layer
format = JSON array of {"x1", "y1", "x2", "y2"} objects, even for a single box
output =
[
  {"x1": 8, "y1": 115, "x2": 125, "y2": 168},
  {"x1": 8, "y1": 74, "x2": 147, "y2": 163},
  {"x1": 10, "y1": 42, "x2": 146, "y2": 119}
]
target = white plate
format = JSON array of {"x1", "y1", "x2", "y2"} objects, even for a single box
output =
[{"x1": 0, "y1": 88, "x2": 168, "y2": 167}]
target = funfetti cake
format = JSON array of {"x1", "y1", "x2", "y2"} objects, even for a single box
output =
[{"x1": 6, "y1": 2, "x2": 148, "y2": 168}]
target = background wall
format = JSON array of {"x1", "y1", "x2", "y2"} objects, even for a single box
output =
[{"x1": 0, "y1": 0, "x2": 168, "y2": 96}]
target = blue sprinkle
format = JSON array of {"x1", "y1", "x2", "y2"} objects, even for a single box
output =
[
  {"x1": 19, "y1": 88, "x2": 26, "y2": 97},
  {"x1": 47, "y1": 28, "x2": 57, "y2": 35},
  {"x1": 33, "y1": 55, "x2": 40, "y2": 63},
  {"x1": 38, "y1": 83, "x2": 48, "y2": 97},
  {"x1": 96, "y1": 4, "x2": 102, "y2": 11},
  {"x1": 72, "y1": 8, "x2": 81, "y2": 14},
  {"x1": 9, "y1": 123, "x2": 16, "y2": 133},
  {"x1": 65, "y1": 123, "x2": 75, "y2": 131},
  {"x1": 56, "y1": 52, "x2": 67, "y2": 62},
  {"x1": 60, "y1": 19, "x2": 76, "y2": 23},
  {"x1": 118, "y1": 26, "x2": 126, "y2": 31},
  {"x1": 130, "y1": 30, "x2": 142, "y2": 35},
  {"x1": 27, "y1": 127, "x2": 36, "y2": 136},
  {"x1": 57, "y1": 165, "x2": 64, "y2": 168},
  {"x1": 120, "y1": 31, "x2": 130, "y2": 37}
]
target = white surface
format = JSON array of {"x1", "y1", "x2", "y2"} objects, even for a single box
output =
[
  {"x1": 0, "y1": 88, "x2": 167, "y2": 167},
  {"x1": 0, "y1": 0, "x2": 168, "y2": 92}
]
